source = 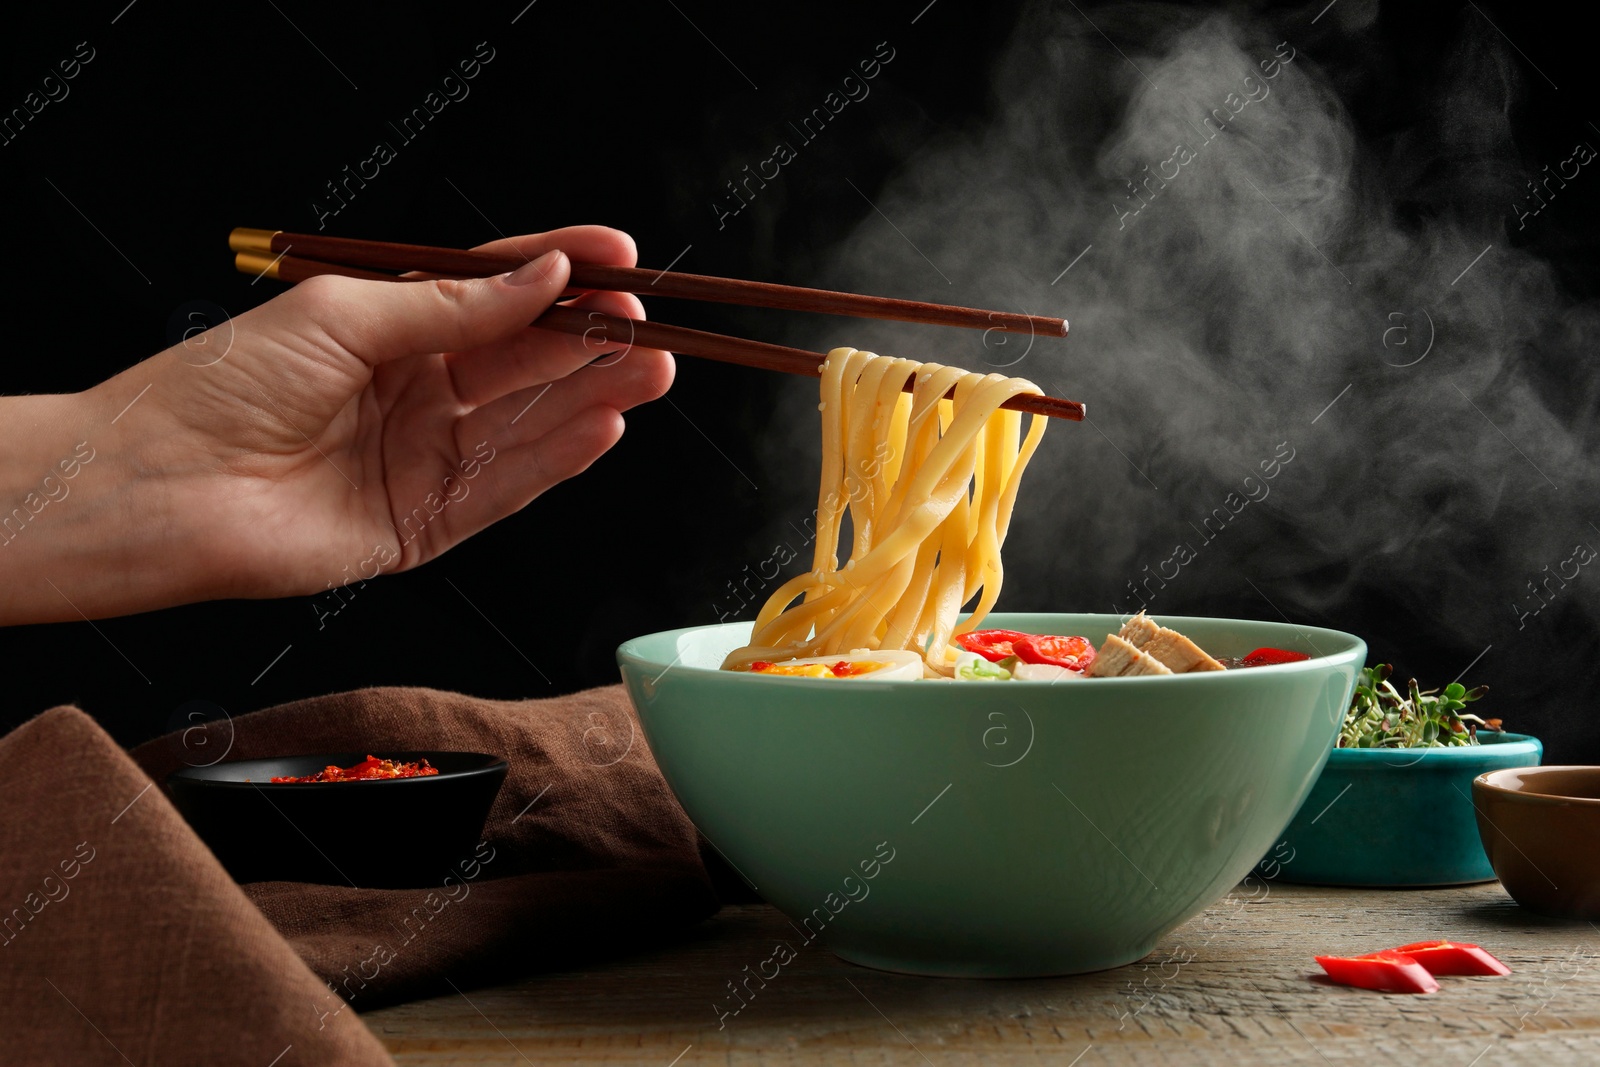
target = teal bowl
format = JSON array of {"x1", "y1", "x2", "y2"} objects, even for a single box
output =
[
  {"x1": 1274, "y1": 731, "x2": 1542, "y2": 886},
  {"x1": 618, "y1": 612, "x2": 1364, "y2": 976}
]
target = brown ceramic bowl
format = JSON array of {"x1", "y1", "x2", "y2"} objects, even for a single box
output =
[{"x1": 1472, "y1": 766, "x2": 1600, "y2": 919}]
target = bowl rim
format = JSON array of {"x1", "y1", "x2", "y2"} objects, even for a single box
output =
[
  {"x1": 1473, "y1": 765, "x2": 1600, "y2": 807},
  {"x1": 166, "y1": 750, "x2": 508, "y2": 789},
  {"x1": 618, "y1": 612, "x2": 1367, "y2": 685},
  {"x1": 1326, "y1": 732, "x2": 1542, "y2": 763}
]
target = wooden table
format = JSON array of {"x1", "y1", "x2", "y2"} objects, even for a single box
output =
[{"x1": 367, "y1": 881, "x2": 1600, "y2": 1065}]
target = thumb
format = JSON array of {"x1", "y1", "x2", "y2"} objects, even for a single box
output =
[{"x1": 290, "y1": 249, "x2": 571, "y2": 365}]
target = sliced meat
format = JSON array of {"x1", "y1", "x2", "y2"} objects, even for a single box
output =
[
  {"x1": 1117, "y1": 612, "x2": 1161, "y2": 649},
  {"x1": 1142, "y1": 630, "x2": 1226, "y2": 673},
  {"x1": 1087, "y1": 633, "x2": 1174, "y2": 677}
]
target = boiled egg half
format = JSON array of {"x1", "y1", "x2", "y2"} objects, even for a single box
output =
[{"x1": 744, "y1": 649, "x2": 924, "y2": 681}]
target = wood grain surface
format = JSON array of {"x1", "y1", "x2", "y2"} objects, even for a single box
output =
[{"x1": 365, "y1": 881, "x2": 1600, "y2": 1065}]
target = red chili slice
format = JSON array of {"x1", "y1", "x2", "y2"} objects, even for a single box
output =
[
  {"x1": 1014, "y1": 634, "x2": 1097, "y2": 672},
  {"x1": 1241, "y1": 647, "x2": 1312, "y2": 666},
  {"x1": 956, "y1": 629, "x2": 1032, "y2": 662},
  {"x1": 1388, "y1": 940, "x2": 1510, "y2": 976},
  {"x1": 270, "y1": 755, "x2": 438, "y2": 784},
  {"x1": 1315, "y1": 951, "x2": 1439, "y2": 994}
]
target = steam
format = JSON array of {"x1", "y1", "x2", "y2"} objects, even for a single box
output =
[{"x1": 744, "y1": 2, "x2": 1600, "y2": 742}]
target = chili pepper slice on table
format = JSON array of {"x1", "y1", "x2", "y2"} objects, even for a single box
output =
[
  {"x1": 955, "y1": 629, "x2": 1033, "y2": 662},
  {"x1": 1014, "y1": 634, "x2": 1097, "y2": 672},
  {"x1": 1240, "y1": 647, "x2": 1312, "y2": 666},
  {"x1": 1314, "y1": 951, "x2": 1440, "y2": 994},
  {"x1": 1387, "y1": 940, "x2": 1511, "y2": 976}
]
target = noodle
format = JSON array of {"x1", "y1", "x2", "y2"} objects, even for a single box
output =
[{"x1": 722, "y1": 348, "x2": 1047, "y2": 676}]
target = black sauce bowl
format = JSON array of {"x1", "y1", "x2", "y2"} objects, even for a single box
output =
[{"x1": 167, "y1": 751, "x2": 507, "y2": 888}]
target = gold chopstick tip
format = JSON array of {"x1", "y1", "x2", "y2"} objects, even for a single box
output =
[
  {"x1": 228, "y1": 227, "x2": 280, "y2": 254},
  {"x1": 234, "y1": 251, "x2": 280, "y2": 280}
]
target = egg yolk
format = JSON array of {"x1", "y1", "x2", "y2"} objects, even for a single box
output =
[{"x1": 748, "y1": 660, "x2": 888, "y2": 678}]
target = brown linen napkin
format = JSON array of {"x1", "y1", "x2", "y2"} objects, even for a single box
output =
[
  {"x1": 130, "y1": 683, "x2": 719, "y2": 1010},
  {"x1": 0, "y1": 706, "x2": 393, "y2": 1067}
]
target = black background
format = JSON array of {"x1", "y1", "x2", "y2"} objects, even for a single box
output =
[{"x1": 2, "y1": 1, "x2": 1596, "y2": 760}]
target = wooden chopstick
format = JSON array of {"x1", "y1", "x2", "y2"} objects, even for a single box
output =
[
  {"x1": 535, "y1": 307, "x2": 1087, "y2": 421},
  {"x1": 229, "y1": 229, "x2": 1066, "y2": 338},
  {"x1": 232, "y1": 250, "x2": 1085, "y2": 422}
]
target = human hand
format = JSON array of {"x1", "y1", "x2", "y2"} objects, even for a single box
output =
[{"x1": 0, "y1": 226, "x2": 673, "y2": 623}]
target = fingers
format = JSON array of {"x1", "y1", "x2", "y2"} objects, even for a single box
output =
[
  {"x1": 468, "y1": 225, "x2": 637, "y2": 268},
  {"x1": 455, "y1": 343, "x2": 674, "y2": 452},
  {"x1": 442, "y1": 288, "x2": 652, "y2": 408},
  {"x1": 435, "y1": 406, "x2": 627, "y2": 548},
  {"x1": 285, "y1": 249, "x2": 572, "y2": 367}
]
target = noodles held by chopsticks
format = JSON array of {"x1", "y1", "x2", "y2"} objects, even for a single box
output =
[{"x1": 722, "y1": 348, "x2": 1047, "y2": 676}]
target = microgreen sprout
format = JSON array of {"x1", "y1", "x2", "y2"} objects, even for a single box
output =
[{"x1": 1339, "y1": 664, "x2": 1502, "y2": 748}]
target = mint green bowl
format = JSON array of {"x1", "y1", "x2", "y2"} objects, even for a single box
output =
[{"x1": 617, "y1": 613, "x2": 1364, "y2": 976}]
